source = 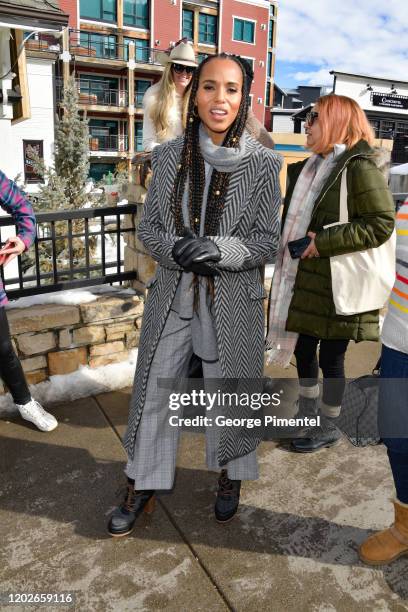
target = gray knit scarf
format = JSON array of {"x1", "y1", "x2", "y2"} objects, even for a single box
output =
[{"x1": 198, "y1": 123, "x2": 247, "y2": 172}]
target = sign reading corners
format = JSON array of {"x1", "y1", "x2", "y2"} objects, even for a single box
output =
[{"x1": 372, "y1": 93, "x2": 408, "y2": 110}]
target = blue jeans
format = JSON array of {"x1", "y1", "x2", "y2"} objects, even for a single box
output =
[{"x1": 379, "y1": 345, "x2": 408, "y2": 503}]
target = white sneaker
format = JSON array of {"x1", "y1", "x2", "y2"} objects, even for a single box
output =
[{"x1": 16, "y1": 398, "x2": 58, "y2": 432}]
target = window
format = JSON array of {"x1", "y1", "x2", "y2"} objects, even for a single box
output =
[
  {"x1": 268, "y1": 19, "x2": 274, "y2": 47},
  {"x1": 369, "y1": 119, "x2": 380, "y2": 137},
  {"x1": 197, "y1": 52, "x2": 208, "y2": 63},
  {"x1": 241, "y1": 57, "x2": 254, "y2": 73},
  {"x1": 79, "y1": 74, "x2": 119, "y2": 105},
  {"x1": 23, "y1": 140, "x2": 44, "y2": 183},
  {"x1": 265, "y1": 81, "x2": 271, "y2": 107},
  {"x1": 124, "y1": 37, "x2": 149, "y2": 62},
  {"x1": 183, "y1": 9, "x2": 194, "y2": 40},
  {"x1": 135, "y1": 121, "x2": 143, "y2": 151},
  {"x1": 89, "y1": 162, "x2": 116, "y2": 181},
  {"x1": 80, "y1": 32, "x2": 117, "y2": 59},
  {"x1": 270, "y1": 4, "x2": 275, "y2": 16},
  {"x1": 123, "y1": 0, "x2": 149, "y2": 29},
  {"x1": 80, "y1": 0, "x2": 116, "y2": 22},
  {"x1": 199, "y1": 14, "x2": 217, "y2": 44},
  {"x1": 396, "y1": 121, "x2": 408, "y2": 135},
  {"x1": 267, "y1": 51, "x2": 272, "y2": 78},
  {"x1": 233, "y1": 18, "x2": 255, "y2": 43},
  {"x1": 89, "y1": 119, "x2": 119, "y2": 151},
  {"x1": 135, "y1": 79, "x2": 151, "y2": 106}
]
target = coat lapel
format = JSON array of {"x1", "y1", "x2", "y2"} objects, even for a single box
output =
[
  {"x1": 218, "y1": 137, "x2": 258, "y2": 234},
  {"x1": 159, "y1": 138, "x2": 183, "y2": 234}
]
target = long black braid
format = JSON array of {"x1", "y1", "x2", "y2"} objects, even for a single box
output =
[{"x1": 171, "y1": 53, "x2": 253, "y2": 237}]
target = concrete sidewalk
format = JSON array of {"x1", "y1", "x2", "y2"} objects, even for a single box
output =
[{"x1": 1, "y1": 341, "x2": 408, "y2": 611}]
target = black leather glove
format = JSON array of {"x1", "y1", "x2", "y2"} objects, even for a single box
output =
[
  {"x1": 175, "y1": 237, "x2": 221, "y2": 268},
  {"x1": 188, "y1": 260, "x2": 220, "y2": 276},
  {"x1": 172, "y1": 228, "x2": 196, "y2": 267}
]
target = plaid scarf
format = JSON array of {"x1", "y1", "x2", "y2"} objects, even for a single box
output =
[{"x1": 266, "y1": 153, "x2": 337, "y2": 366}]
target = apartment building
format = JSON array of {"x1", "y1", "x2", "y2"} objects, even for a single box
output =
[{"x1": 38, "y1": 0, "x2": 277, "y2": 180}]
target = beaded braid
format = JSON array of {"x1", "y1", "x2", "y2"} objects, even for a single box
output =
[{"x1": 171, "y1": 53, "x2": 251, "y2": 237}]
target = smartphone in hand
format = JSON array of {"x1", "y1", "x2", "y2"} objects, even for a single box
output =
[{"x1": 288, "y1": 236, "x2": 312, "y2": 259}]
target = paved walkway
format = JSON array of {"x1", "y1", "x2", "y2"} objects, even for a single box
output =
[{"x1": 1, "y1": 341, "x2": 408, "y2": 611}]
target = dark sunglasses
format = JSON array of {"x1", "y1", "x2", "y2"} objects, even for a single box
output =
[
  {"x1": 305, "y1": 111, "x2": 319, "y2": 125},
  {"x1": 172, "y1": 63, "x2": 195, "y2": 74}
]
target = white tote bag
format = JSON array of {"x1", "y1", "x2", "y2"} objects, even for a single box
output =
[{"x1": 326, "y1": 169, "x2": 396, "y2": 316}]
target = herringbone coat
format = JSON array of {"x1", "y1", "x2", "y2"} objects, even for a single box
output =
[{"x1": 124, "y1": 134, "x2": 282, "y2": 464}]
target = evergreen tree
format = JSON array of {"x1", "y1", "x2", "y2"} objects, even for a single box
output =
[
  {"x1": 28, "y1": 75, "x2": 91, "y2": 211},
  {"x1": 53, "y1": 75, "x2": 90, "y2": 209},
  {"x1": 25, "y1": 76, "x2": 97, "y2": 273}
]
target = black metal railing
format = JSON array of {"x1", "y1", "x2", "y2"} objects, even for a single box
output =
[
  {"x1": 89, "y1": 134, "x2": 129, "y2": 152},
  {"x1": 69, "y1": 29, "x2": 164, "y2": 64},
  {"x1": 0, "y1": 205, "x2": 137, "y2": 299},
  {"x1": 56, "y1": 80, "x2": 128, "y2": 107}
]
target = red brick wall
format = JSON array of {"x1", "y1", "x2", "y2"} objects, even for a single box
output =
[
  {"x1": 152, "y1": 0, "x2": 181, "y2": 51},
  {"x1": 58, "y1": 0, "x2": 78, "y2": 28},
  {"x1": 220, "y1": 0, "x2": 269, "y2": 123}
]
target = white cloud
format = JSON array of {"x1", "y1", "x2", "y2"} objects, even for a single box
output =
[{"x1": 276, "y1": 0, "x2": 408, "y2": 85}]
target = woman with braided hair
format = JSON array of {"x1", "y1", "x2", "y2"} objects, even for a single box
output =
[{"x1": 108, "y1": 53, "x2": 282, "y2": 536}]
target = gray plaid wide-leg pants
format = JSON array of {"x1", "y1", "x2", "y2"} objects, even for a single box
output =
[{"x1": 125, "y1": 309, "x2": 258, "y2": 489}]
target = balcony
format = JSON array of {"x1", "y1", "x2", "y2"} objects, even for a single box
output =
[
  {"x1": 24, "y1": 34, "x2": 61, "y2": 54},
  {"x1": 89, "y1": 134, "x2": 129, "y2": 155},
  {"x1": 69, "y1": 29, "x2": 165, "y2": 70},
  {"x1": 57, "y1": 80, "x2": 128, "y2": 109}
]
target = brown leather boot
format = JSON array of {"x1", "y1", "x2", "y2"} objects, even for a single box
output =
[{"x1": 359, "y1": 499, "x2": 408, "y2": 565}]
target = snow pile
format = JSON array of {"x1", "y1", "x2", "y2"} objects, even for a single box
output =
[
  {"x1": 0, "y1": 349, "x2": 138, "y2": 417},
  {"x1": 6, "y1": 284, "x2": 136, "y2": 309}
]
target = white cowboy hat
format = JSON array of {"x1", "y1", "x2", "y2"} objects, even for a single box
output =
[{"x1": 157, "y1": 41, "x2": 198, "y2": 68}]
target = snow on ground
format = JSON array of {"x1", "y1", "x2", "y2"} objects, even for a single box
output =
[
  {"x1": 264, "y1": 264, "x2": 275, "y2": 279},
  {"x1": 0, "y1": 349, "x2": 138, "y2": 417},
  {"x1": 6, "y1": 284, "x2": 136, "y2": 309}
]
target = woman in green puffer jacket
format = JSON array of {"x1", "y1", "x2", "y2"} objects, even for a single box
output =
[{"x1": 266, "y1": 94, "x2": 395, "y2": 453}]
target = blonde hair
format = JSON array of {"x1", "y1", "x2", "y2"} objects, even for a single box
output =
[
  {"x1": 150, "y1": 64, "x2": 177, "y2": 142},
  {"x1": 310, "y1": 94, "x2": 375, "y2": 155},
  {"x1": 182, "y1": 78, "x2": 193, "y2": 129}
]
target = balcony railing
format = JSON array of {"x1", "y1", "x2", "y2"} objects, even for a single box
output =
[
  {"x1": 69, "y1": 29, "x2": 164, "y2": 64},
  {"x1": 0, "y1": 206, "x2": 137, "y2": 299},
  {"x1": 24, "y1": 35, "x2": 61, "y2": 53},
  {"x1": 89, "y1": 135, "x2": 129, "y2": 153},
  {"x1": 56, "y1": 80, "x2": 128, "y2": 107}
]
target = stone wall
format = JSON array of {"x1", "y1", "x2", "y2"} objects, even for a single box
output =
[
  {"x1": 122, "y1": 184, "x2": 157, "y2": 292},
  {"x1": 1, "y1": 291, "x2": 144, "y2": 393}
]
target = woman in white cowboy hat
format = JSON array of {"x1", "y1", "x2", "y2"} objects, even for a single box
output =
[{"x1": 142, "y1": 39, "x2": 198, "y2": 152}]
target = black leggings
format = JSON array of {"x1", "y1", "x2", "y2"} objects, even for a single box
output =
[
  {"x1": 0, "y1": 307, "x2": 31, "y2": 405},
  {"x1": 294, "y1": 334, "x2": 349, "y2": 406}
]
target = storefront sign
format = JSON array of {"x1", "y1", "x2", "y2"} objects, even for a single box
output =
[{"x1": 372, "y1": 93, "x2": 408, "y2": 110}]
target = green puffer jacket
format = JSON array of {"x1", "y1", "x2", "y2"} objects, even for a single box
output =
[{"x1": 283, "y1": 140, "x2": 395, "y2": 341}]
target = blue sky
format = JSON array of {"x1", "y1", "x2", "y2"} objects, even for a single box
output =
[
  {"x1": 274, "y1": 0, "x2": 408, "y2": 89},
  {"x1": 274, "y1": 62, "x2": 326, "y2": 89}
]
